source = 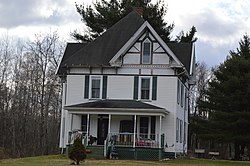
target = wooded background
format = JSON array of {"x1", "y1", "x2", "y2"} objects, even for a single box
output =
[{"x1": 0, "y1": 32, "x2": 64, "y2": 158}]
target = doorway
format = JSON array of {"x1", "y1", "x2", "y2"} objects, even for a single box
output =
[{"x1": 97, "y1": 115, "x2": 108, "y2": 145}]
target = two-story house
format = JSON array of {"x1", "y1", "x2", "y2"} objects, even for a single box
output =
[{"x1": 56, "y1": 11, "x2": 195, "y2": 160}]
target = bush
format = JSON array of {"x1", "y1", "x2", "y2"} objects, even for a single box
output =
[{"x1": 68, "y1": 137, "x2": 86, "y2": 165}]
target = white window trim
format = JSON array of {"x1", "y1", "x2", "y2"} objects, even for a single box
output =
[
  {"x1": 142, "y1": 38, "x2": 152, "y2": 64},
  {"x1": 89, "y1": 75, "x2": 103, "y2": 99},
  {"x1": 138, "y1": 76, "x2": 152, "y2": 101}
]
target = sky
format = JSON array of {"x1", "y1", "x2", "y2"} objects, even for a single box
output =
[{"x1": 1, "y1": 0, "x2": 250, "y2": 67}]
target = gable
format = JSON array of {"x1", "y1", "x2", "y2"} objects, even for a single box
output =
[
  {"x1": 121, "y1": 30, "x2": 170, "y2": 65},
  {"x1": 57, "y1": 11, "x2": 194, "y2": 76},
  {"x1": 59, "y1": 11, "x2": 145, "y2": 68},
  {"x1": 109, "y1": 22, "x2": 183, "y2": 68}
]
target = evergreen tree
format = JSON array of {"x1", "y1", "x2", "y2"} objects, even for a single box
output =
[
  {"x1": 199, "y1": 35, "x2": 250, "y2": 160},
  {"x1": 72, "y1": 0, "x2": 196, "y2": 43},
  {"x1": 68, "y1": 137, "x2": 86, "y2": 165}
]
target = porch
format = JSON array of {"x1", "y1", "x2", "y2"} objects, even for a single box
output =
[
  {"x1": 68, "y1": 131, "x2": 165, "y2": 160},
  {"x1": 65, "y1": 99, "x2": 169, "y2": 160}
]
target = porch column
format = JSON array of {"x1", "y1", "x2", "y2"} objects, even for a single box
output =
[
  {"x1": 70, "y1": 114, "x2": 73, "y2": 131},
  {"x1": 86, "y1": 114, "x2": 90, "y2": 137},
  {"x1": 159, "y1": 115, "x2": 162, "y2": 148},
  {"x1": 108, "y1": 114, "x2": 111, "y2": 134},
  {"x1": 133, "y1": 115, "x2": 137, "y2": 148}
]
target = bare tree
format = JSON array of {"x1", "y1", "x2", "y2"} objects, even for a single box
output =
[
  {"x1": 0, "y1": 32, "x2": 64, "y2": 158},
  {"x1": 189, "y1": 62, "x2": 212, "y2": 151}
]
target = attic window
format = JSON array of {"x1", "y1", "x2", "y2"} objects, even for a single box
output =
[{"x1": 142, "y1": 38, "x2": 151, "y2": 64}]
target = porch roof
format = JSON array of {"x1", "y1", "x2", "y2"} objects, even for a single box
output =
[{"x1": 64, "y1": 100, "x2": 169, "y2": 116}]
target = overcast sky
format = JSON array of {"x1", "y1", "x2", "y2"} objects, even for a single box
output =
[{"x1": 1, "y1": 0, "x2": 250, "y2": 67}]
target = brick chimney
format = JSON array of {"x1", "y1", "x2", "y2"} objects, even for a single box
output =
[{"x1": 133, "y1": 7, "x2": 143, "y2": 16}]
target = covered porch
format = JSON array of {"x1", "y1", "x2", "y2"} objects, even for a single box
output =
[{"x1": 65, "y1": 100, "x2": 169, "y2": 160}]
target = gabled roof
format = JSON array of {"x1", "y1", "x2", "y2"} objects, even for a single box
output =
[
  {"x1": 61, "y1": 11, "x2": 144, "y2": 68},
  {"x1": 56, "y1": 43, "x2": 86, "y2": 75},
  {"x1": 167, "y1": 42, "x2": 193, "y2": 74},
  {"x1": 57, "y1": 11, "x2": 194, "y2": 76}
]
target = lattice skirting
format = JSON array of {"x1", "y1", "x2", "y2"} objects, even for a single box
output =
[{"x1": 116, "y1": 147, "x2": 164, "y2": 160}]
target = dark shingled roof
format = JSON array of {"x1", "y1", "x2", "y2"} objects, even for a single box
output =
[
  {"x1": 57, "y1": 43, "x2": 86, "y2": 75},
  {"x1": 167, "y1": 42, "x2": 193, "y2": 72},
  {"x1": 57, "y1": 11, "x2": 194, "y2": 75},
  {"x1": 65, "y1": 100, "x2": 163, "y2": 110},
  {"x1": 62, "y1": 11, "x2": 145, "y2": 67}
]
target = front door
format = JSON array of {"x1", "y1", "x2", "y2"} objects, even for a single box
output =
[{"x1": 97, "y1": 116, "x2": 108, "y2": 145}]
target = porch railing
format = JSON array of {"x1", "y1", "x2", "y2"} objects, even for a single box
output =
[{"x1": 105, "y1": 133, "x2": 162, "y2": 148}]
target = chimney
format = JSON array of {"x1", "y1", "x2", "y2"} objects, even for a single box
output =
[{"x1": 133, "y1": 7, "x2": 143, "y2": 16}]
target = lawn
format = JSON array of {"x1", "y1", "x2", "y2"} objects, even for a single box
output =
[{"x1": 0, "y1": 155, "x2": 250, "y2": 166}]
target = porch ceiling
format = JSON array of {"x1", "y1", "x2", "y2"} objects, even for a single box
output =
[{"x1": 64, "y1": 99, "x2": 169, "y2": 116}]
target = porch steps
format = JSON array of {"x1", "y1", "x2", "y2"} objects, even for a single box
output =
[{"x1": 86, "y1": 146, "x2": 105, "y2": 159}]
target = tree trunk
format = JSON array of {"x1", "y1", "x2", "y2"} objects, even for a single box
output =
[{"x1": 234, "y1": 142, "x2": 240, "y2": 160}]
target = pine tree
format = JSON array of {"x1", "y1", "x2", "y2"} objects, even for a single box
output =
[
  {"x1": 199, "y1": 35, "x2": 250, "y2": 160},
  {"x1": 68, "y1": 137, "x2": 86, "y2": 165},
  {"x1": 72, "y1": 0, "x2": 196, "y2": 43}
]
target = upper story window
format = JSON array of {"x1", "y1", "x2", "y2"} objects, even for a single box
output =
[
  {"x1": 91, "y1": 76, "x2": 101, "y2": 99},
  {"x1": 142, "y1": 39, "x2": 151, "y2": 64},
  {"x1": 84, "y1": 75, "x2": 107, "y2": 99},
  {"x1": 141, "y1": 78, "x2": 150, "y2": 99},
  {"x1": 134, "y1": 76, "x2": 157, "y2": 101}
]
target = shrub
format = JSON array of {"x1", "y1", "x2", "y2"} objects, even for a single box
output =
[{"x1": 68, "y1": 137, "x2": 86, "y2": 165}]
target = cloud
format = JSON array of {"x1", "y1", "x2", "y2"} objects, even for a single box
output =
[{"x1": 0, "y1": 0, "x2": 80, "y2": 28}]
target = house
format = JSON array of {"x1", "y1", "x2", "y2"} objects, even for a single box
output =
[{"x1": 56, "y1": 11, "x2": 195, "y2": 160}]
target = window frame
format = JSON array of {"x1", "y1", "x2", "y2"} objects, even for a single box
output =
[
  {"x1": 139, "y1": 117, "x2": 149, "y2": 139},
  {"x1": 90, "y1": 76, "x2": 102, "y2": 99},
  {"x1": 139, "y1": 76, "x2": 152, "y2": 100},
  {"x1": 176, "y1": 118, "x2": 179, "y2": 143},
  {"x1": 142, "y1": 38, "x2": 152, "y2": 64}
]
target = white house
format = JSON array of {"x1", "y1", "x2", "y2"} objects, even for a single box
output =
[{"x1": 56, "y1": 11, "x2": 195, "y2": 160}]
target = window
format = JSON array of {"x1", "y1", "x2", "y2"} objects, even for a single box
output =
[
  {"x1": 181, "y1": 84, "x2": 184, "y2": 107},
  {"x1": 81, "y1": 115, "x2": 87, "y2": 132},
  {"x1": 184, "y1": 89, "x2": 188, "y2": 110},
  {"x1": 180, "y1": 120, "x2": 183, "y2": 143},
  {"x1": 91, "y1": 77, "x2": 101, "y2": 98},
  {"x1": 150, "y1": 116, "x2": 156, "y2": 140},
  {"x1": 184, "y1": 122, "x2": 187, "y2": 144},
  {"x1": 85, "y1": 75, "x2": 107, "y2": 99},
  {"x1": 177, "y1": 80, "x2": 180, "y2": 104},
  {"x1": 135, "y1": 76, "x2": 157, "y2": 101},
  {"x1": 141, "y1": 78, "x2": 150, "y2": 99},
  {"x1": 176, "y1": 118, "x2": 179, "y2": 143},
  {"x1": 120, "y1": 120, "x2": 133, "y2": 133},
  {"x1": 142, "y1": 39, "x2": 151, "y2": 64},
  {"x1": 140, "y1": 117, "x2": 149, "y2": 139}
]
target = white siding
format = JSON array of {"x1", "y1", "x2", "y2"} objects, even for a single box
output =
[
  {"x1": 72, "y1": 115, "x2": 81, "y2": 130},
  {"x1": 152, "y1": 68, "x2": 174, "y2": 75},
  {"x1": 66, "y1": 75, "x2": 84, "y2": 105},
  {"x1": 123, "y1": 53, "x2": 140, "y2": 64},
  {"x1": 117, "y1": 68, "x2": 139, "y2": 75},
  {"x1": 103, "y1": 68, "x2": 116, "y2": 74},
  {"x1": 91, "y1": 68, "x2": 102, "y2": 74},
  {"x1": 110, "y1": 115, "x2": 133, "y2": 133},
  {"x1": 153, "y1": 53, "x2": 169, "y2": 64},
  {"x1": 107, "y1": 76, "x2": 133, "y2": 99},
  {"x1": 140, "y1": 69, "x2": 151, "y2": 75},
  {"x1": 70, "y1": 68, "x2": 86, "y2": 73}
]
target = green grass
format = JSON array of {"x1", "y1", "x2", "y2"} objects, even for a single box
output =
[{"x1": 0, "y1": 155, "x2": 250, "y2": 166}]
